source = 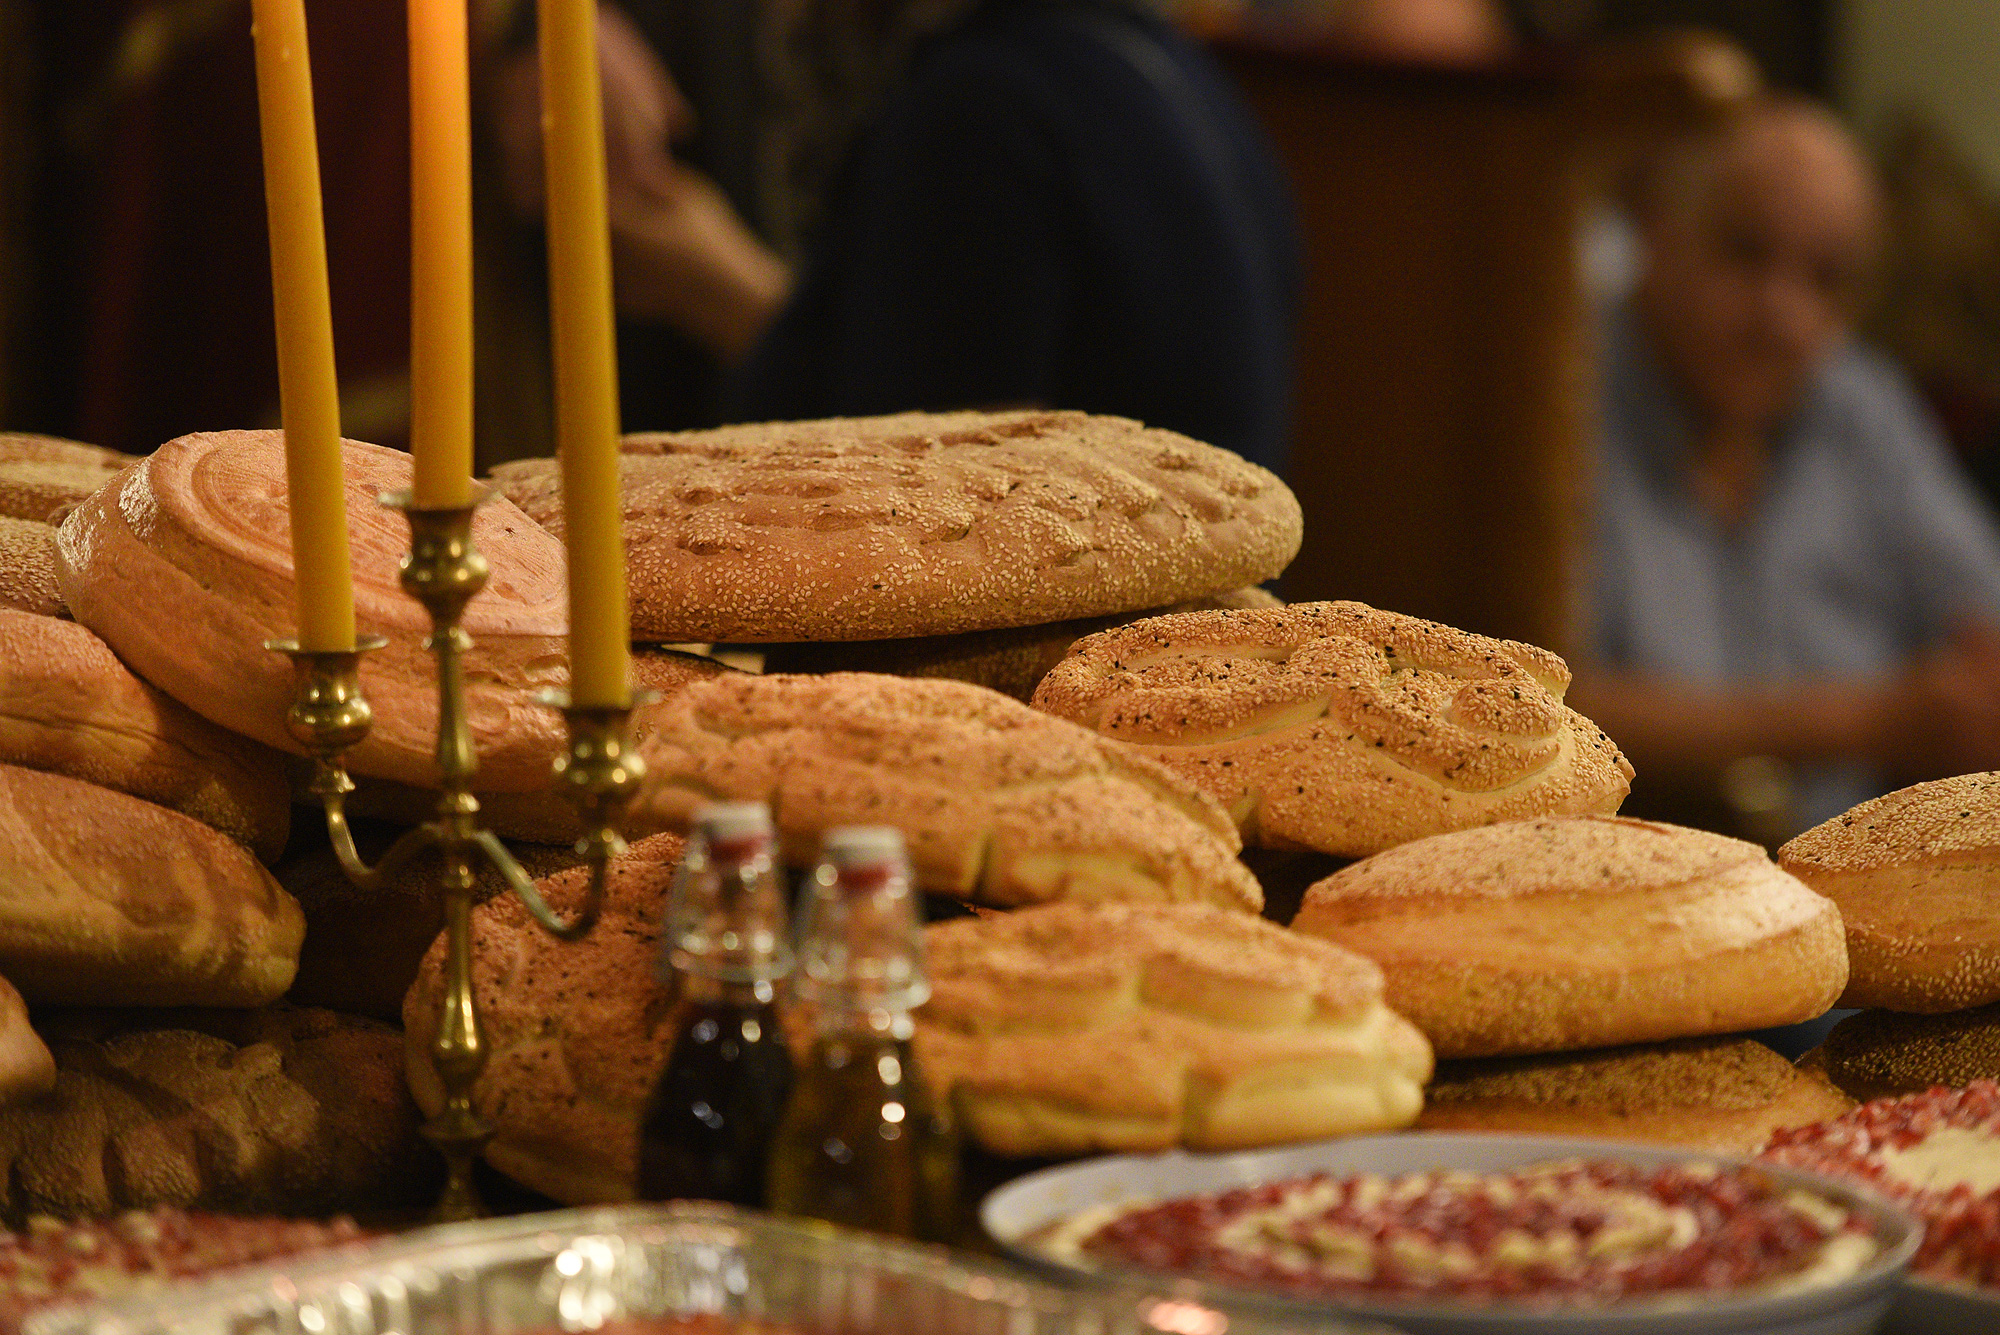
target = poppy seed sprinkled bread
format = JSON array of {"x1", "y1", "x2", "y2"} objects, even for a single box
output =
[
  {"x1": 627, "y1": 672, "x2": 1262, "y2": 912},
  {"x1": 914, "y1": 903, "x2": 1431, "y2": 1156},
  {"x1": 1800, "y1": 1002, "x2": 2000, "y2": 1102},
  {"x1": 1294, "y1": 816, "x2": 1848, "y2": 1058},
  {"x1": 0, "y1": 517, "x2": 63, "y2": 616},
  {"x1": 0, "y1": 433, "x2": 135, "y2": 523},
  {"x1": 488, "y1": 410, "x2": 1302, "y2": 643},
  {"x1": 1031, "y1": 601, "x2": 1634, "y2": 857},
  {"x1": 1779, "y1": 773, "x2": 2000, "y2": 1012}
]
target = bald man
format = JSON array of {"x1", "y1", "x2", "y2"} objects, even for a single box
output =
[{"x1": 1571, "y1": 98, "x2": 2000, "y2": 837}]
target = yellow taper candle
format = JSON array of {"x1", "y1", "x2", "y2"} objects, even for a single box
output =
[
  {"x1": 538, "y1": 0, "x2": 630, "y2": 707},
  {"x1": 250, "y1": 0, "x2": 355, "y2": 652},
  {"x1": 408, "y1": 0, "x2": 474, "y2": 509}
]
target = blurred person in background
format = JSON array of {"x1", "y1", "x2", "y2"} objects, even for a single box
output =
[
  {"x1": 493, "y1": 0, "x2": 1302, "y2": 473},
  {"x1": 1571, "y1": 95, "x2": 2000, "y2": 844}
]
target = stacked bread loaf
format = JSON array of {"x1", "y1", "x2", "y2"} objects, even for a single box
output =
[{"x1": 1780, "y1": 774, "x2": 2000, "y2": 1100}]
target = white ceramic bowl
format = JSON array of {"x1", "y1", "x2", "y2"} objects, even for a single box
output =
[{"x1": 981, "y1": 1132, "x2": 1922, "y2": 1335}]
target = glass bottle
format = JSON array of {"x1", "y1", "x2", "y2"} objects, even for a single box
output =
[
  {"x1": 766, "y1": 826, "x2": 958, "y2": 1240},
  {"x1": 636, "y1": 801, "x2": 795, "y2": 1206}
]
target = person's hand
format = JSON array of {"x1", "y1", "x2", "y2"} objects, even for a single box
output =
[
  {"x1": 490, "y1": 2, "x2": 693, "y2": 219},
  {"x1": 1871, "y1": 622, "x2": 2000, "y2": 782}
]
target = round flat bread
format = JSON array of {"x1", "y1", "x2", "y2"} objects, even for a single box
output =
[
  {"x1": 916, "y1": 903, "x2": 1432, "y2": 1156},
  {"x1": 489, "y1": 410, "x2": 1302, "y2": 642},
  {"x1": 0, "y1": 610, "x2": 290, "y2": 860},
  {"x1": 1779, "y1": 773, "x2": 2000, "y2": 1012},
  {"x1": 1801, "y1": 1003, "x2": 2000, "y2": 1103},
  {"x1": 627, "y1": 672, "x2": 1263, "y2": 912},
  {"x1": 56, "y1": 431, "x2": 576, "y2": 792},
  {"x1": 1032, "y1": 601, "x2": 1634, "y2": 857},
  {"x1": 0, "y1": 433, "x2": 135, "y2": 523},
  {"x1": 1418, "y1": 1036, "x2": 1854, "y2": 1152},
  {"x1": 0, "y1": 762, "x2": 304, "y2": 1007},
  {"x1": 403, "y1": 834, "x2": 686, "y2": 1204},
  {"x1": 1293, "y1": 816, "x2": 1849, "y2": 1058},
  {"x1": 0, "y1": 518, "x2": 63, "y2": 617}
]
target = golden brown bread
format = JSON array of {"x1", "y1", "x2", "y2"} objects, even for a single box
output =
[
  {"x1": 489, "y1": 410, "x2": 1302, "y2": 642},
  {"x1": 628, "y1": 672, "x2": 1263, "y2": 912},
  {"x1": 55, "y1": 431, "x2": 577, "y2": 792},
  {"x1": 1800, "y1": 1002, "x2": 2000, "y2": 1102},
  {"x1": 1779, "y1": 773, "x2": 2000, "y2": 1012},
  {"x1": 0, "y1": 517, "x2": 63, "y2": 616},
  {"x1": 0, "y1": 1006, "x2": 434, "y2": 1221},
  {"x1": 403, "y1": 834, "x2": 685, "y2": 1204},
  {"x1": 914, "y1": 903, "x2": 1431, "y2": 1156},
  {"x1": 0, "y1": 975, "x2": 53, "y2": 1109},
  {"x1": 0, "y1": 610, "x2": 290, "y2": 860},
  {"x1": 1418, "y1": 1037, "x2": 1854, "y2": 1152},
  {"x1": 1031, "y1": 601, "x2": 1634, "y2": 857},
  {"x1": 0, "y1": 763, "x2": 304, "y2": 1006},
  {"x1": 1293, "y1": 816, "x2": 1849, "y2": 1058},
  {"x1": 761, "y1": 588, "x2": 1285, "y2": 704},
  {"x1": 0, "y1": 434, "x2": 135, "y2": 523}
]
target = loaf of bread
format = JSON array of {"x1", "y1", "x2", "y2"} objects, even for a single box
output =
[
  {"x1": 1779, "y1": 773, "x2": 2000, "y2": 1012},
  {"x1": 628, "y1": 672, "x2": 1262, "y2": 911},
  {"x1": 0, "y1": 1006, "x2": 434, "y2": 1220},
  {"x1": 55, "y1": 431, "x2": 576, "y2": 792},
  {"x1": 490, "y1": 410, "x2": 1302, "y2": 643},
  {"x1": 915, "y1": 903, "x2": 1431, "y2": 1157},
  {"x1": 1800, "y1": 1003, "x2": 2000, "y2": 1103},
  {"x1": 403, "y1": 834, "x2": 685, "y2": 1204},
  {"x1": 0, "y1": 763, "x2": 303, "y2": 1006},
  {"x1": 762, "y1": 588, "x2": 1284, "y2": 704},
  {"x1": 0, "y1": 975, "x2": 53, "y2": 1109},
  {"x1": 0, "y1": 610, "x2": 290, "y2": 860},
  {"x1": 1418, "y1": 1037, "x2": 1854, "y2": 1152},
  {"x1": 0, "y1": 517, "x2": 63, "y2": 617},
  {"x1": 1032, "y1": 601, "x2": 1634, "y2": 858},
  {"x1": 0, "y1": 433, "x2": 135, "y2": 523},
  {"x1": 1293, "y1": 816, "x2": 1848, "y2": 1058}
]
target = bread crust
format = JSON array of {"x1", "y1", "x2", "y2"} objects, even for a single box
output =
[
  {"x1": 0, "y1": 610, "x2": 290, "y2": 859},
  {"x1": 0, "y1": 433, "x2": 135, "y2": 523},
  {"x1": 490, "y1": 410, "x2": 1302, "y2": 643},
  {"x1": 0, "y1": 763, "x2": 304, "y2": 1006},
  {"x1": 403, "y1": 835, "x2": 686, "y2": 1204},
  {"x1": 0, "y1": 975, "x2": 53, "y2": 1109},
  {"x1": 1294, "y1": 816, "x2": 1849, "y2": 1058},
  {"x1": 55, "y1": 431, "x2": 574, "y2": 791},
  {"x1": 1802, "y1": 1002, "x2": 2000, "y2": 1102},
  {"x1": 1780, "y1": 773, "x2": 2000, "y2": 1012},
  {"x1": 915, "y1": 903, "x2": 1431, "y2": 1157},
  {"x1": 1031, "y1": 602, "x2": 1633, "y2": 857},
  {"x1": 0, "y1": 1005, "x2": 433, "y2": 1220},
  {"x1": 629, "y1": 672, "x2": 1263, "y2": 911},
  {"x1": 1417, "y1": 1037, "x2": 1855, "y2": 1152},
  {"x1": 0, "y1": 517, "x2": 63, "y2": 617}
]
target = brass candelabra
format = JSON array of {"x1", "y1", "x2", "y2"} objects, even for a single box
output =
[{"x1": 270, "y1": 486, "x2": 646, "y2": 1222}]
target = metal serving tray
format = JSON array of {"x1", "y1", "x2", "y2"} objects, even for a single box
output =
[{"x1": 23, "y1": 1204, "x2": 1402, "y2": 1335}]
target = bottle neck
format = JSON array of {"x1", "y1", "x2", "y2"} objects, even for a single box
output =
[
  {"x1": 681, "y1": 973, "x2": 781, "y2": 1010},
  {"x1": 808, "y1": 998, "x2": 916, "y2": 1042},
  {"x1": 668, "y1": 853, "x2": 793, "y2": 985}
]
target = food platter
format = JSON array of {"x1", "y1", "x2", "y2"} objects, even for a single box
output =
[{"x1": 981, "y1": 1132, "x2": 1923, "y2": 1335}]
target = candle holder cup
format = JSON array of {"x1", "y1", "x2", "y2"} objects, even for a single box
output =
[{"x1": 270, "y1": 486, "x2": 646, "y2": 1223}]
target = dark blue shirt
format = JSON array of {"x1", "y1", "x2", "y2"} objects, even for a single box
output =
[{"x1": 731, "y1": 0, "x2": 1301, "y2": 474}]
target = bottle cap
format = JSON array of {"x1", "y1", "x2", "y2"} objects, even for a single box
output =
[
  {"x1": 822, "y1": 826, "x2": 904, "y2": 870},
  {"x1": 694, "y1": 801, "x2": 774, "y2": 861}
]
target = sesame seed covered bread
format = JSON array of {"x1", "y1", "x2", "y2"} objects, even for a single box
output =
[
  {"x1": 1800, "y1": 1003, "x2": 2000, "y2": 1103},
  {"x1": 0, "y1": 610, "x2": 290, "y2": 860},
  {"x1": 627, "y1": 672, "x2": 1262, "y2": 912},
  {"x1": 0, "y1": 975, "x2": 53, "y2": 1109},
  {"x1": 1418, "y1": 1037, "x2": 1854, "y2": 1153},
  {"x1": 914, "y1": 903, "x2": 1432, "y2": 1157},
  {"x1": 487, "y1": 410, "x2": 1302, "y2": 643},
  {"x1": 1778, "y1": 773, "x2": 2000, "y2": 1012},
  {"x1": 0, "y1": 433, "x2": 135, "y2": 523},
  {"x1": 1293, "y1": 816, "x2": 1848, "y2": 1058},
  {"x1": 0, "y1": 763, "x2": 304, "y2": 1007},
  {"x1": 403, "y1": 834, "x2": 686, "y2": 1204},
  {"x1": 0, "y1": 1005, "x2": 433, "y2": 1220},
  {"x1": 1030, "y1": 601, "x2": 1634, "y2": 858},
  {"x1": 56, "y1": 431, "x2": 577, "y2": 792},
  {"x1": 0, "y1": 517, "x2": 63, "y2": 616}
]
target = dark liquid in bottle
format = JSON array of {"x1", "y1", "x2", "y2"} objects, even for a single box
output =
[{"x1": 636, "y1": 998, "x2": 794, "y2": 1206}]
